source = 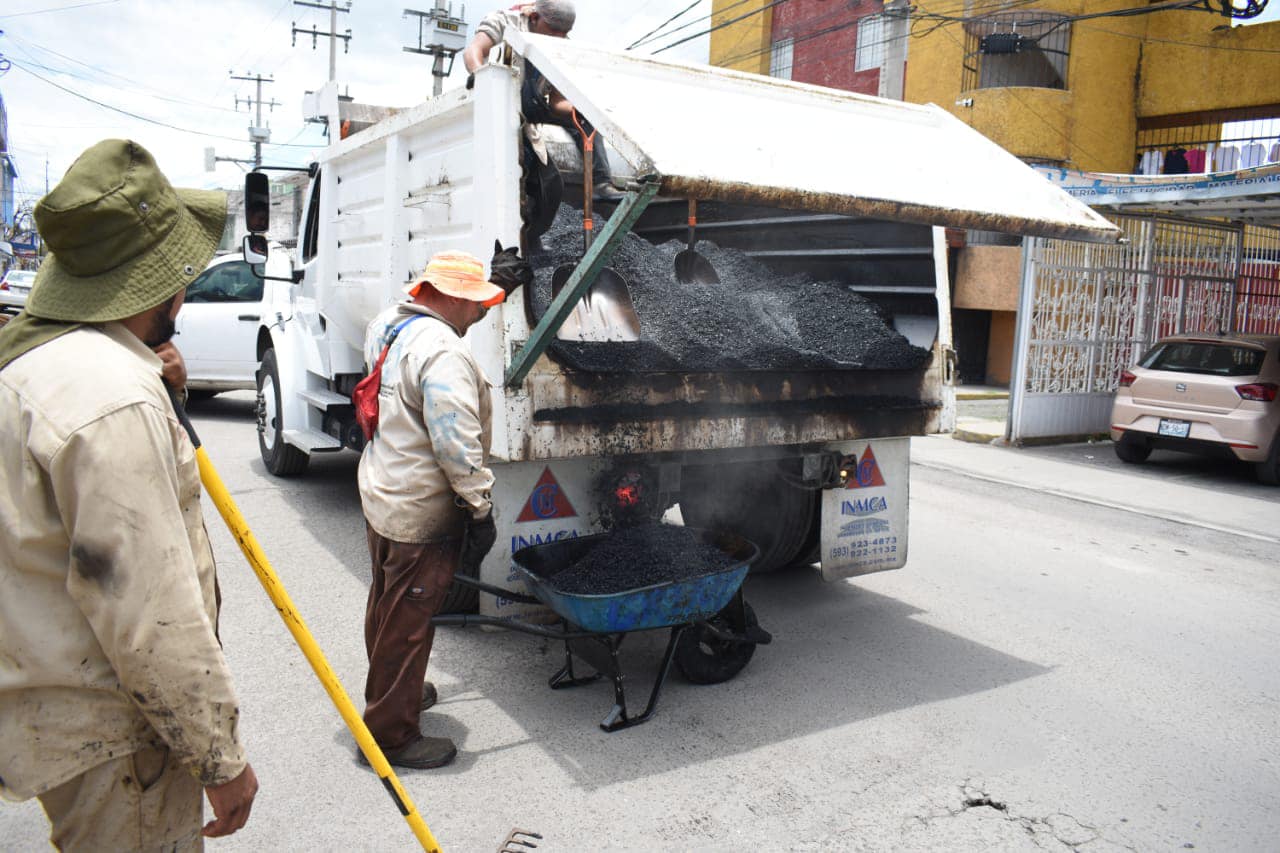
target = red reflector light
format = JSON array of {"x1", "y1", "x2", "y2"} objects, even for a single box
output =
[
  {"x1": 0, "y1": 283, "x2": 8, "y2": 291},
  {"x1": 1235, "y1": 382, "x2": 1278, "y2": 402},
  {"x1": 615, "y1": 484, "x2": 640, "y2": 507},
  {"x1": 1119, "y1": 370, "x2": 1137, "y2": 387}
]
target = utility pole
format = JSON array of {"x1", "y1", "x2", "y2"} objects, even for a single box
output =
[
  {"x1": 231, "y1": 72, "x2": 279, "y2": 169},
  {"x1": 403, "y1": 2, "x2": 468, "y2": 97},
  {"x1": 292, "y1": 0, "x2": 353, "y2": 83},
  {"x1": 879, "y1": 0, "x2": 909, "y2": 102}
]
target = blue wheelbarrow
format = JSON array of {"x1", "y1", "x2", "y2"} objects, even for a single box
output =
[{"x1": 433, "y1": 528, "x2": 770, "y2": 732}]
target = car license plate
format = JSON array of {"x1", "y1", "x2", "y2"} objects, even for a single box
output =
[{"x1": 1157, "y1": 418, "x2": 1191, "y2": 438}]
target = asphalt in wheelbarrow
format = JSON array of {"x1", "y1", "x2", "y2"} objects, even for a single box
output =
[{"x1": 548, "y1": 524, "x2": 739, "y2": 596}]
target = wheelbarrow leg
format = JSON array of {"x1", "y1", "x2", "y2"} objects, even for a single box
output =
[
  {"x1": 549, "y1": 621, "x2": 603, "y2": 690},
  {"x1": 600, "y1": 624, "x2": 687, "y2": 733}
]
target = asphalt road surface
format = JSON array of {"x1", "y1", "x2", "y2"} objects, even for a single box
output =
[{"x1": 4, "y1": 392, "x2": 1278, "y2": 851}]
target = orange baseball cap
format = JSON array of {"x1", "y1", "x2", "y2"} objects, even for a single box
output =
[{"x1": 404, "y1": 250, "x2": 506, "y2": 307}]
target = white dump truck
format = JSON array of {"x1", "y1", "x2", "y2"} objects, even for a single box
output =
[{"x1": 245, "y1": 33, "x2": 1116, "y2": 617}]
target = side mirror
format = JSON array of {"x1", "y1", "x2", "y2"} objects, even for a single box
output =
[
  {"x1": 243, "y1": 234, "x2": 269, "y2": 265},
  {"x1": 245, "y1": 171, "x2": 270, "y2": 233}
]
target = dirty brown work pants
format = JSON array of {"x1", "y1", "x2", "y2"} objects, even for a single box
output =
[
  {"x1": 363, "y1": 523, "x2": 460, "y2": 749},
  {"x1": 37, "y1": 745, "x2": 203, "y2": 852}
]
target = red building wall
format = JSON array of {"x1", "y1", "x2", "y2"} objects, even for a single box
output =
[{"x1": 771, "y1": 0, "x2": 882, "y2": 95}]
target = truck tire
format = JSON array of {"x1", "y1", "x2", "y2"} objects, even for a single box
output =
[
  {"x1": 679, "y1": 460, "x2": 817, "y2": 573},
  {"x1": 257, "y1": 349, "x2": 310, "y2": 477},
  {"x1": 438, "y1": 563, "x2": 479, "y2": 614},
  {"x1": 675, "y1": 602, "x2": 758, "y2": 685}
]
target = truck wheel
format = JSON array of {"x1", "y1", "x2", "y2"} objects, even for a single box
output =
[
  {"x1": 679, "y1": 460, "x2": 816, "y2": 573},
  {"x1": 675, "y1": 602, "x2": 758, "y2": 685},
  {"x1": 437, "y1": 563, "x2": 478, "y2": 614},
  {"x1": 1113, "y1": 435, "x2": 1151, "y2": 464},
  {"x1": 257, "y1": 349, "x2": 309, "y2": 476}
]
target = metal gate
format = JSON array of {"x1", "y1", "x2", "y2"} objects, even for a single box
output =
[{"x1": 1009, "y1": 214, "x2": 1245, "y2": 442}]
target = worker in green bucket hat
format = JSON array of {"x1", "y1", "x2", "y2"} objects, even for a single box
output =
[{"x1": 0, "y1": 139, "x2": 259, "y2": 851}]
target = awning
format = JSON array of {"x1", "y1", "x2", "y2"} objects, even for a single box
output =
[
  {"x1": 512, "y1": 32, "x2": 1121, "y2": 244},
  {"x1": 1035, "y1": 164, "x2": 1280, "y2": 227}
]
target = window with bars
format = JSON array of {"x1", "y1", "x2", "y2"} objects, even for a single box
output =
[
  {"x1": 855, "y1": 14, "x2": 886, "y2": 73},
  {"x1": 961, "y1": 11, "x2": 1071, "y2": 92},
  {"x1": 770, "y1": 38, "x2": 794, "y2": 80}
]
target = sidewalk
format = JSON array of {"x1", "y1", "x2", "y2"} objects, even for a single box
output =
[
  {"x1": 912, "y1": 434, "x2": 1280, "y2": 545},
  {"x1": 954, "y1": 385, "x2": 1009, "y2": 444}
]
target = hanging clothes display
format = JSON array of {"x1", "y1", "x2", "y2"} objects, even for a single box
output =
[
  {"x1": 1140, "y1": 149, "x2": 1163, "y2": 175},
  {"x1": 1270, "y1": 141, "x2": 1280, "y2": 163},
  {"x1": 1213, "y1": 145, "x2": 1239, "y2": 172},
  {"x1": 1241, "y1": 142, "x2": 1267, "y2": 168},
  {"x1": 1184, "y1": 148, "x2": 1207, "y2": 173},
  {"x1": 1163, "y1": 147, "x2": 1189, "y2": 174}
]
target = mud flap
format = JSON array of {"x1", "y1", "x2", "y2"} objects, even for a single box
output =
[
  {"x1": 483, "y1": 457, "x2": 608, "y2": 622},
  {"x1": 819, "y1": 438, "x2": 910, "y2": 580}
]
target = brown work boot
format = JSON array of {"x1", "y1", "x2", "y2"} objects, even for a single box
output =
[
  {"x1": 420, "y1": 681, "x2": 438, "y2": 712},
  {"x1": 358, "y1": 735, "x2": 457, "y2": 770}
]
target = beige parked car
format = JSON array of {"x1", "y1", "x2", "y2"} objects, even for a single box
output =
[{"x1": 1110, "y1": 334, "x2": 1280, "y2": 484}]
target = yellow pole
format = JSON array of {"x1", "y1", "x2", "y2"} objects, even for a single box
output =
[{"x1": 193, "y1": 443, "x2": 442, "y2": 852}]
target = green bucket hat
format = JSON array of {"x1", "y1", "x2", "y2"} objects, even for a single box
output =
[{"x1": 27, "y1": 139, "x2": 227, "y2": 323}]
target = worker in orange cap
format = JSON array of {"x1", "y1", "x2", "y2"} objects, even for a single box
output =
[{"x1": 356, "y1": 243, "x2": 530, "y2": 770}]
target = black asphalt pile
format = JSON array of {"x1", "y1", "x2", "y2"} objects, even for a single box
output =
[
  {"x1": 548, "y1": 524, "x2": 739, "y2": 596},
  {"x1": 528, "y1": 204, "x2": 929, "y2": 373}
]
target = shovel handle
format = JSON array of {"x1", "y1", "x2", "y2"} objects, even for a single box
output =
[
  {"x1": 572, "y1": 109, "x2": 595, "y2": 251},
  {"x1": 687, "y1": 199, "x2": 698, "y2": 251}
]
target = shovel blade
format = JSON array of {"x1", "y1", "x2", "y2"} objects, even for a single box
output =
[
  {"x1": 550, "y1": 266, "x2": 641, "y2": 342},
  {"x1": 675, "y1": 249, "x2": 721, "y2": 285}
]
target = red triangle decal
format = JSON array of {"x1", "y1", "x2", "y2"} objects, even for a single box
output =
[
  {"x1": 846, "y1": 446, "x2": 887, "y2": 489},
  {"x1": 516, "y1": 467, "x2": 578, "y2": 522}
]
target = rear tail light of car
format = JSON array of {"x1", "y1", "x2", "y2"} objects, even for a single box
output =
[
  {"x1": 0, "y1": 282, "x2": 8, "y2": 291},
  {"x1": 1118, "y1": 370, "x2": 1137, "y2": 387},
  {"x1": 1235, "y1": 382, "x2": 1278, "y2": 402}
]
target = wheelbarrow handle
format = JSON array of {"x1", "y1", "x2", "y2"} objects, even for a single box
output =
[{"x1": 449, "y1": 572, "x2": 542, "y2": 606}]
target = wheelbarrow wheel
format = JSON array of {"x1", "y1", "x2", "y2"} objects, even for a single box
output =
[{"x1": 675, "y1": 602, "x2": 758, "y2": 685}]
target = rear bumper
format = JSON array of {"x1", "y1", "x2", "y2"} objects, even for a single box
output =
[{"x1": 1110, "y1": 398, "x2": 1276, "y2": 462}]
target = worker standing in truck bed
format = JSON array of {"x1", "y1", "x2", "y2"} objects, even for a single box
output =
[{"x1": 463, "y1": 0, "x2": 621, "y2": 201}]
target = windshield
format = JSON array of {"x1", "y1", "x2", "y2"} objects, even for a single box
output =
[{"x1": 1140, "y1": 342, "x2": 1266, "y2": 377}]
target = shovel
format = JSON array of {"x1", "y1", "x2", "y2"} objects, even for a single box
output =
[
  {"x1": 674, "y1": 199, "x2": 720, "y2": 285},
  {"x1": 550, "y1": 111, "x2": 641, "y2": 342}
]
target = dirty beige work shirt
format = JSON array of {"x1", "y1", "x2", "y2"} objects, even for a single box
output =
[
  {"x1": 475, "y1": 8, "x2": 529, "y2": 53},
  {"x1": 0, "y1": 323, "x2": 246, "y2": 801},
  {"x1": 359, "y1": 303, "x2": 495, "y2": 544}
]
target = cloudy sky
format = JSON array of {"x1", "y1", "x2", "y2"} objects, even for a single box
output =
[
  {"x1": 2, "y1": 0, "x2": 1278, "y2": 214},
  {"x1": 0, "y1": 0, "x2": 714, "y2": 210}
]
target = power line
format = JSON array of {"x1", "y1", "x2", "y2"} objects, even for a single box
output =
[
  {"x1": 0, "y1": 0, "x2": 119, "y2": 19},
  {"x1": 635, "y1": 0, "x2": 761, "y2": 51},
  {"x1": 652, "y1": 0, "x2": 792, "y2": 54},
  {"x1": 626, "y1": 0, "x2": 705, "y2": 50},
  {"x1": 4, "y1": 42, "x2": 243, "y2": 114},
  {"x1": 10, "y1": 62, "x2": 320, "y2": 148}
]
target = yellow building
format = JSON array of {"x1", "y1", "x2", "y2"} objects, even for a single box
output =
[{"x1": 711, "y1": 1, "x2": 1280, "y2": 384}]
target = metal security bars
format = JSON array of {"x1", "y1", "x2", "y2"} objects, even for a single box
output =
[
  {"x1": 962, "y1": 11, "x2": 1071, "y2": 92},
  {"x1": 1010, "y1": 214, "x2": 1250, "y2": 441},
  {"x1": 1240, "y1": 224, "x2": 1280, "y2": 335}
]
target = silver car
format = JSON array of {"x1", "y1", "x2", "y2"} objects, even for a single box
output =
[{"x1": 0, "y1": 269, "x2": 36, "y2": 313}]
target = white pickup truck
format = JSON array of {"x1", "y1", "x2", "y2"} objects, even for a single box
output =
[{"x1": 243, "y1": 33, "x2": 1116, "y2": 616}]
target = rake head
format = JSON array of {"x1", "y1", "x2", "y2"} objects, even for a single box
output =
[{"x1": 497, "y1": 828, "x2": 543, "y2": 853}]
